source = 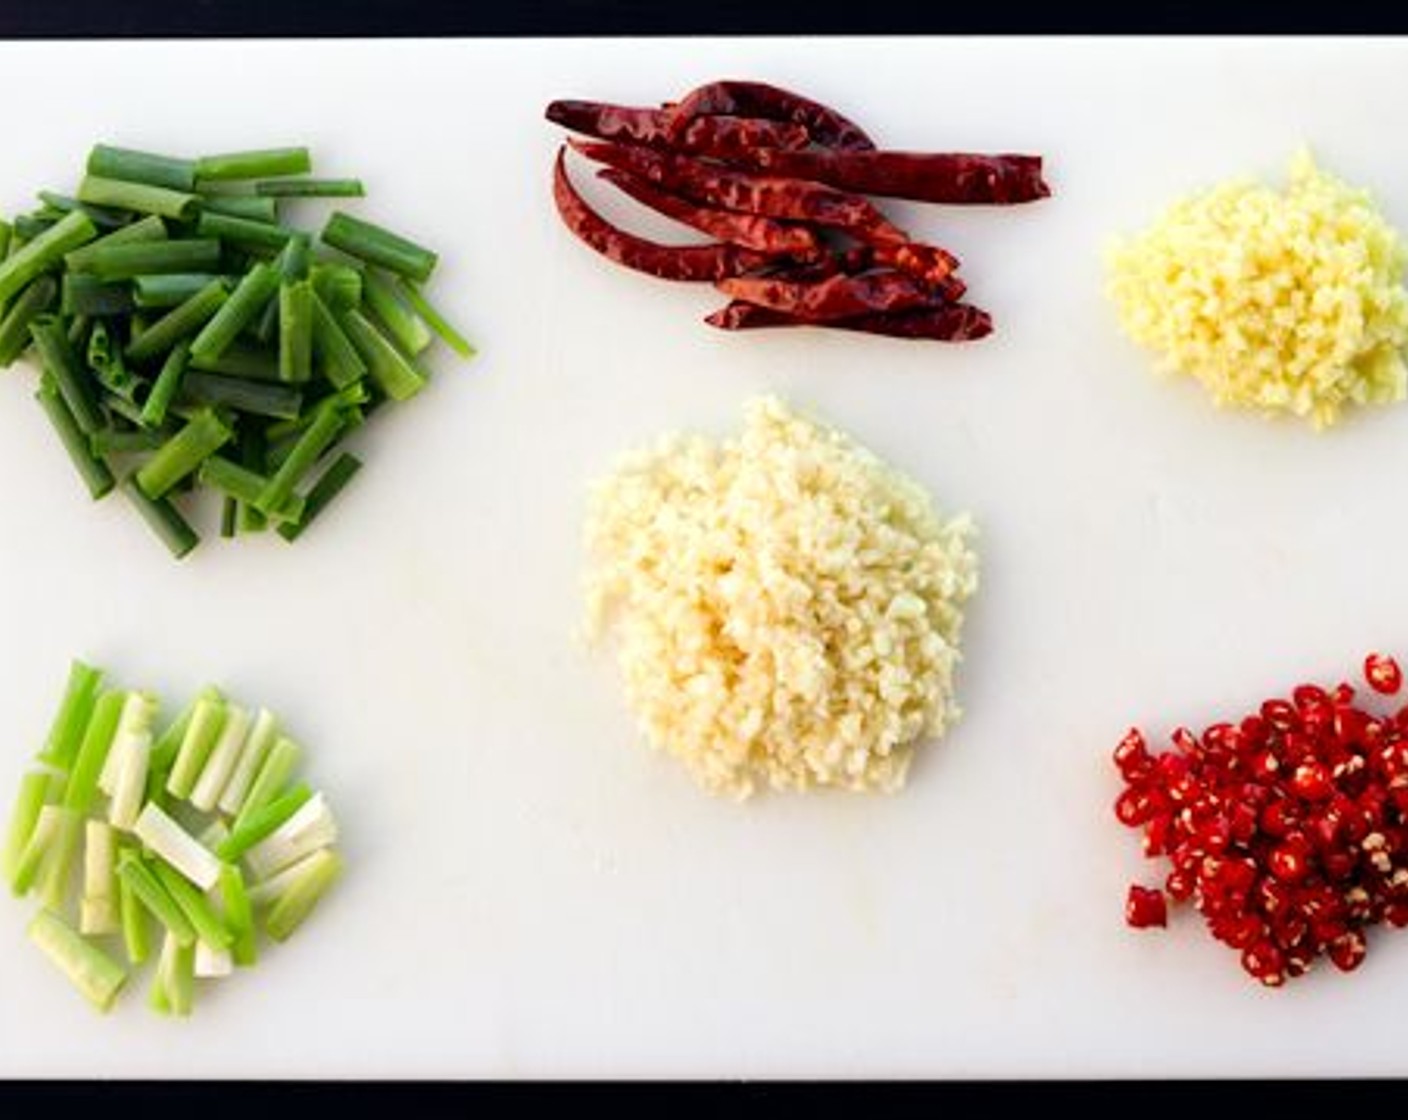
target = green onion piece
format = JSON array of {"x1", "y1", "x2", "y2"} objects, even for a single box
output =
[
  {"x1": 251, "y1": 286, "x2": 280, "y2": 345},
  {"x1": 36, "y1": 400, "x2": 112, "y2": 500},
  {"x1": 0, "y1": 274, "x2": 58, "y2": 367},
  {"x1": 244, "y1": 792, "x2": 335, "y2": 880},
  {"x1": 147, "y1": 686, "x2": 221, "y2": 806},
  {"x1": 0, "y1": 210, "x2": 97, "y2": 305},
  {"x1": 3, "y1": 771, "x2": 54, "y2": 890},
  {"x1": 37, "y1": 659, "x2": 104, "y2": 772},
  {"x1": 28, "y1": 910, "x2": 127, "y2": 1012},
  {"x1": 89, "y1": 238, "x2": 220, "y2": 281},
  {"x1": 277, "y1": 452, "x2": 362, "y2": 542},
  {"x1": 180, "y1": 369, "x2": 303, "y2": 421},
  {"x1": 198, "y1": 194, "x2": 278, "y2": 224},
  {"x1": 308, "y1": 289, "x2": 366, "y2": 389},
  {"x1": 279, "y1": 279, "x2": 313, "y2": 383},
  {"x1": 64, "y1": 689, "x2": 126, "y2": 814},
  {"x1": 256, "y1": 177, "x2": 364, "y2": 198},
  {"x1": 233, "y1": 735, "x2": 300, "y2": 831},
  {"x1": 190, "y1": 262, "x2": 280, "y2": 363},
  {"x1": 254, "y1": 404, "x2": 344, "y2": 515},
  {"x1": 135, "y1": 407, "x2": 233, "y2": 499},
  {"x1": 132, "y1": 802, "x2": 221, "y2": 890},
  {"x1": 0, "y1": 218, "x2": 10, "y2": 261},
  {"x1": 322, "y1": 210, "x2": 437, "y2": 282},
  {"x1": 66, "y1": 313, "x2": 92, "y2": 350},
  {"x1": 37, "y1": 191, "x2": 131, "y2": 230},
  {"x1": 87, "y1": 145, "x2": 195, "y2": 192},
  {"x1": 217, "y1": 783, "x2": 313, "y2": 862},
  {"x1": 119, "y1": 474, "x2": 199, "y2": 559},
  {"x1": 153, "y1": 931, "x2": 196, "y2": 1016},
  {"x1": 217, "y1": 708, "x2": 280, "y2": 817},
  {"x1": 98, "y1": 690, "x2": 158, "y2": 799},
  {"x1": 106, "y1": 727, "x2": 150, "y2": 833},
  {"x1": 138, "y1": 338, "x2": 192, "y2": 429},
  {"x1": 187, "y1": 338, "x2": 281, "y2": 382},
  {"x1": 118, "y1": 859, "x2": 151, "y2": 965},
  {"x1": 197, "y1": 455, "x2": 305, "y2": 522},
  {"x1": 118, "y1": 850, "x2": 195, "y2": 946},
  {"x1": 340, "y1": 307, "x2": 427, "y2": 401},
  {"x1": 59, "y1": 273, "x2": 132, "y2": 317},
  {"x1": 31, "y1": 316, "x2": 104, "y2": 436},
  {"x1": 87, "y1": 321, "x2": 140, "y2": 405},
  {"x1": 132, "y1": 273, "x2": 226, "y2": 309},
  {"x1": 236, "y1": 423, "x2": 268, "y2": 534},
  {"x1": 275, "y1": 232, "x2": 311, "y2": 281},
  {"x1": 310, "y1": 262, "x2": 361, "y2": 310},
  {"x1": 196, "y1": 147, "x2": 311, "y2": 182},
  {"x1": 77, "y1": 175, "x2": 197, "y2": 221},
  {"x1": 64, "y1": 213, "x2": 167, "y2": 273},
  {"x1": 80, "y1": 820, "x2": 120, "y2": 936},
  {"x1": 14, "y1": 213, "x2": 57, "y2": 242},
  {"x1": 125, "y1": 278, "x2": 230, "y2": 365},
  {"x1": 11, "y1": 804, "x2": 59, "y2": 897},
  {"x1": 151, "y1": 859, "x2": 232, "y2": 950},
  {"x1": 219, "y1": 864, "x2": 257, "y2": 967},
  {"x1": 90, "y1": 428, "x2": 167, "y2": 455},
  {"x1": 363, "y1": 269, "x2": 431, "y2": 355},
  {"x1": 262, "y1": 848, "x2": 342, "y2": 942},
  {"x1": 196, "y1": 210, "x2": 297, "y2": 252},
  {"x1": 189, "y1": 703, "x2": 251, "y2": 813},
  {"x1": 400, "y1": 279, "x2": 475, "y2": 359},
  {"x1": 167, "y1": 695, "x2": 227, "y2": 800},
  {"x1": 37, "y1": 806, "x2": 83, "y2": 911}
]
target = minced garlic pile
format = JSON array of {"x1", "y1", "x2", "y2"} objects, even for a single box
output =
[
  {"x1": 583, "y1": 396, "x2": 978, "y2": 799},
  {"x1": 1105, "y1": 149, "x2": 1408, "y2": 428}
]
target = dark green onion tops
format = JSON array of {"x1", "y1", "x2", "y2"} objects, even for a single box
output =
[{"x1": 0, "y1": 140, "x2": 475, "y2": 557}]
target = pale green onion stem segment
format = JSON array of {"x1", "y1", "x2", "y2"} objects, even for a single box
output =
[
  {"x1": 219, "y1": 864, "x2": 257, "y2": 967},
  {"x1": 37, "y1": 807, "x2": 83, "y2": 911},
  {"x1": 401, "y1": 279, "x2": 476, "y2": 359},
  {"x1": 64, "y1": 689, "x2": 126, "y2": 815},
  {"x1": 3, "y1": 772, "x2": 53, "y2": 889},
  {"x1": 217, "y1": 708, "x2": 279, "y2": 817},
  {"x1": 217, "y1": 782, "x2": 312, "y2": 862},
  {"x1": 262, "y1": 848, "x2": 343, "y2": 942},
  {"x1": 38, "y1": 659, "x2": 103, "y2": 772},
  {"x1": 28, "y1": 910, "x2": 127, "y2": 1012},
  {"x1": 132, "y1": 801, "x2": 222, "y2": 890},
  {"x1": 166, "y1": 695, "x2": 228, "y2": 801},
  {"x1": 150, "y1": 859, "x2": 232, "y2": 950},
  {"x1": 189, "y1": 703, "x2": 251, "y2": 812},
  {"x1": 244, "y1": 792, "x2": 336, "y2": 880},
  {"x1": 11, "y1": 804, "x2": 60, "y2": 897},
  {"x1": 80, "y1": 820, "x2": 119, "y2": 936},
  {"x1": 232, "y1": 736, "x2": 300, "y2": 831},
  {"x1": 118, "y1": 862, "x2": 151, "y2": 965},
  {"x1": 363, "y1": 269, "x2": 431, "y2": 355},
  {"x1": 150, "y1": 931, "x2": 196, "y2": 1016},
  {"x1": 147, "y1": 686, "x2": 221, "y2": 805},
  {"x1": 117, "y1": 850, "x2": 195, "y2": 947}
]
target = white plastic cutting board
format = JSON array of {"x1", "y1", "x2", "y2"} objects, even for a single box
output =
[{"x1": 3, "y1": 36, "x2": 1408, "y2": 1079}]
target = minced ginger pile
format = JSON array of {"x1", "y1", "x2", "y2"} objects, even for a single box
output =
[
  {"x1": 583, "y1": 396, "x2": 978, "y2": 799},
  {"x1": 1105, "y1": 149, "x2": 1408, "y2": 428}
]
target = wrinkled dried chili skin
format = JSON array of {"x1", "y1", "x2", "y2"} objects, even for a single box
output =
[
  {"x1": 546, "y1": 100, "x2": 810, "y2": 158},
  {"x1": 735, "y1": 149, "x2": 1051, "y2": 205},
  {"x1": 569, "y1": 139, "x2": 908, "y2": 246},
  {"x1": 664, "y1": 80, "x2": 878, "y2": 152},
  {"x1": 717, "y1": 270, "x2": 944, "y2": 320},
  {"x1": 706, "y1": 300, "x2": 993, "y2": 341},
  {"x1": 597, "y1": 168, "x2": 820, "y2": 257},
  {"x1": 551, "y1": 149, "x2": 769, "y2": 282}
]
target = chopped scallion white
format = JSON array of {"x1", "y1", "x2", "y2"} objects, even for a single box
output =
[
  {"x1": 133, "y1": 802, "x2": 222, "y2": 890},
  {"x1": 190, "y1": 703, "x2": 251, "y2": 812},
  {"x1": 243, "y1": 792, "x2": 337, "y2": 881}
]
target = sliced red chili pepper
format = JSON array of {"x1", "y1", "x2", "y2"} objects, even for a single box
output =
[
  {"x1": 551, "y1": 148, "x2": 770, "y2": 282},
  {"x1": 729, "y1": 149, "x2": 1051, "y2": 205},
  {"x1": 704, "y1": 299, "x2": 993, "y2": 342},
  {"x1": 663, "y1": 79, "x2": 878, "y2": 152},
  {"x1": 545, "y1": 100, "x2": 812, "y2": 159},
  {"x1": 596, "y1": 168, "x2": 821, "y2": 258},
  {"x1": 716, "y1": 270, "x2": 944, "y2": 321}
]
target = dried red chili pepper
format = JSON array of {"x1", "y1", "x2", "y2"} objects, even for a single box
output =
[
  {"x1": 551, "y1": 148, "x2": 769, "y2": 282},
  {"x1": 704, "y1": 299, "x2": 993, "y2": 342},
  {"x1": 545, "y1": 100, "x2": 811, "y2": 158},
  {"x1": 596, "y1": 168, "x2": 821, "y2": 258},
  {"x1": 663, "y1": 79, "x2": 878, "y2": 152},
  {"x1": 728, "y1": 148, "x2": 1051, "y2": 205},
  {"x1": 716, "y1": 270, "x2": 945, "y2": 321},
  {"x1": 568, "y1": 139, "x2": 910, "y2": 248}
]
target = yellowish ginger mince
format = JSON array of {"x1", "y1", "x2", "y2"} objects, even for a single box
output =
[
  {"x1": 1105, "y1": 150, "x2": 1408, "y2": 428},
  {"x1": 583, "y1": 397, "x2": 978, "y2": 799}
]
